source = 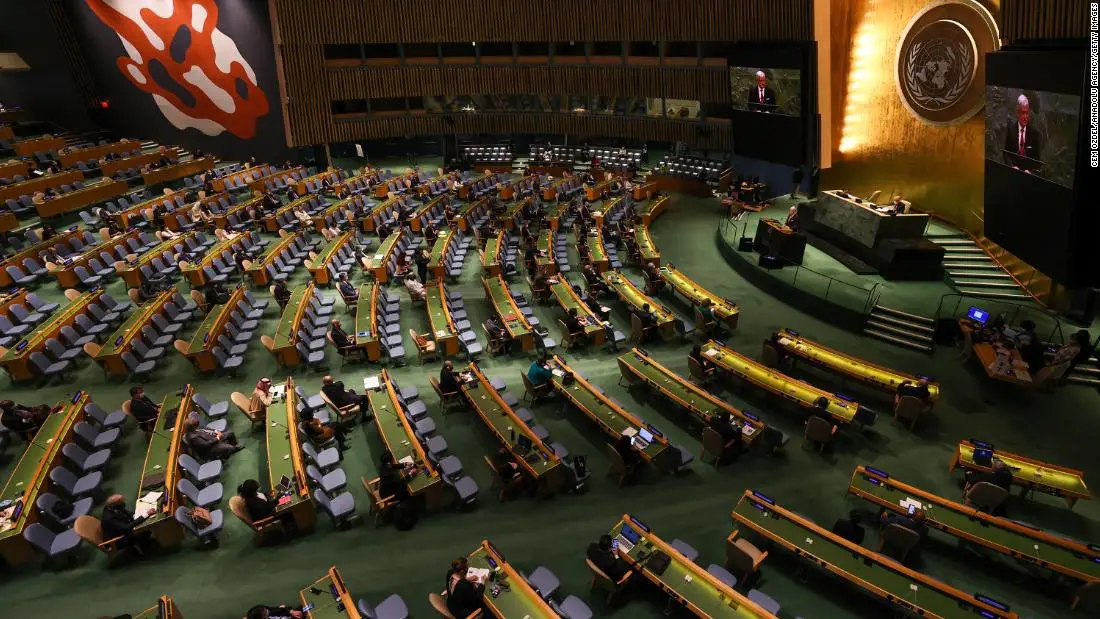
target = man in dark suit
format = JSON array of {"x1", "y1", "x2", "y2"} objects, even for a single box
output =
[
  {"x1": 321, "y1": 375, "x2": 371, "y2": 422},
  {"x1": 101, "y1": 494, "x2": 155, "y2": 554},
  {"x1": 1002, "y1": 94, "x2": 1042, "y2": 173},
  {"x1": 747, "y1": 71, "x2": 777, "y2": 112},
  {"x1": 587, "y1": 534, "x2": 632, "y2": 582},
  {"x1": 129, "y1": 386, "x2": 160, "y2": 432}
]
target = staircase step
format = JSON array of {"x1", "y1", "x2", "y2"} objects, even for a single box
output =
[
  {"x1": 930, "y1": 238, "x2": 976, "y2": 246},
  {"x1": 862, "y1": 328, "x2": 933, "y2": 352},
  {"x1": 1066, "y1": 375, "x2": 1100, "y2": 386},
  {"x1": 945, "y1": 270, "x2": 1014, "y2": 279},
  {"x1": 944, "y1": 261, "x2": 1001, "y2": 269},
  {"x1": 871, "y1": 304, "x2": 934, "y2": 326},
  {"x1": 866, "y1": 318, "x2": 935, "y2": 341},
  {"x1": 1070, "y1": 366, "x2": 1100, "y2": 377},
  {"x1": 945, "y1": 247, "x2": 986, "y2": 254},
  {"x1": 950, "y1": 279, "x2": 1024, "y2": 289},
  {"x1": 955, "y1": 289, "x2": 1032, "y2": 300},
  {"x1": 867, "y1": 313, "x2": 935, "y2": 335}
]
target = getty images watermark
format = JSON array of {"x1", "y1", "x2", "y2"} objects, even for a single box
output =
[{"x1": 1091, "y1": 2, "x2": 1099, "y2": 167}]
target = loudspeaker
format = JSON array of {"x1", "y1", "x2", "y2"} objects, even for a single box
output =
[
  {"x1": 759, "y1": 254, "x2": 783, "y2": 269},
  {"x1": 738, "y1": 237, "x2": 754, "y2": 252}
]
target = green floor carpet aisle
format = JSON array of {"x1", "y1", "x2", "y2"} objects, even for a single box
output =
[{"x1": 1, "y1": 163, "x2": 1098, "y2": 619}]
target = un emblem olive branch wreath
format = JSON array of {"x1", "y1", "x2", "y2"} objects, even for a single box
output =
[{"x1": 904, "y1": 40, "x2": 972, "y2": 109}]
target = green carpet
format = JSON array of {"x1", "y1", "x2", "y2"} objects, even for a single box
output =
[{"x1": 2, "y1": 159, "x2": 1098, "y2": 619}]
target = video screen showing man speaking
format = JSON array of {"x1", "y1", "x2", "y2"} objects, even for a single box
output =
[
  {"x1": 729, "y1": 67, "x2": 801, "y2": 116},
  {"x1": 984, "y1": 86, "x2": 1080, "y2": 188}
]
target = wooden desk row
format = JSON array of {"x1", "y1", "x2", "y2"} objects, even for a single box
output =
[
  {"x1": 211, "y1": 164, "x2": 276, "y2": 193},
  {"x1": 481, "y1": 229, "x2": 505, "y2": 276},
  {"x1": 269, "y1": 282, "x2": 316, "y2": 367},
  {"x1": 482, "y1": 275, "x2": 535, "y2": 352},
  {"x1": 458, "y1": 172, "x2": 498, "y2": 200},
  {"x1": 51, "y1": 229, "x2": 141, "y2": 289},
  {"x1": 0, "y1": 210, "x2": 15, "y2": 233},
  {"x1": 581, "y1": 230, "x2": 608, "y2": 273},
  {"x1": 101, "y1": 151, "x2": 169, "y2": 178},
  {"x1": 617, "y1": 348, "x2": 764, "y2": 446},
  {"x1": 247, "y1": 232, "x2": 300, "y2": 286},
  {"x1": 36, "y1": 177, "x2": 128, "y2": 218},
  {"x1": 468, "y1": 540, "x2": 561, "y2": 618},
  {"x1": 610, "y1": 514, "x2": 777, "y2": 618},
  {"x1": 308, "y1": 231, "x2": 355, "y2": 286},
  {"x1": 294, "y1": 169, "x2": 343, "y2": 196},
  {"x1": 57, "y1": 139, "x2": 142, "y2": 168},
  {"x1": 267, "y1": 377, "x2": 317, "y2": 532},
  {"x1": 179, "y1": 285, "x2": 246, "y2": 372},
  {"x1": 366, "y1": 369, "x2": 445, "y2": 509},
  {"x1": 408, "y1": 195, "x2": 446, "y2": 232},
  {"x1": 636, "y1": 194, "x2": 669, "y2": 224},
  {"x1": 425, "y1": 279, "x2": 460, "y2": 357},
  {"x1": 92, "y1": 288, "x2": 174, "y2": 376},
  {"x1": 0, "y1": 158, "x2": 30, "y2": 179},
  {"x1": 547, "y1": 355, "x2": 671, "y2": 468},
  {"x1": 333, "y1": 169, "x2": 384, "y2": 196},
  {"x1": 262, "y1": 194, "x2": 321, "y2": 232},
  {"x1": 142, "y1": 157, "x2": 214, "y2": 186},
  {"x1": 132, "y1": 385, "x2": 195, "y2": 551},
  {"x1": 212, "y1": 193, "x2": 263, "y2": 229},
  {"x1": 701, "y1": 340, "x2": 868, "y2": 426},
  {"x1": 950, "y1": 439, "x2": 1091, "y2": 508},
  {"x1": 353, "y1": 283, "x2": 383, "y2": 362},
  {"x1": 360, "y1": 195, "x2": 405, "y2": 233},
  {"x1": 0, "y1": 290, "x2": 103, "y2": 381},
  {"x1": 633, "y1": 224, "x2": 659, "y2": 267},
  {"x1": 462, "y1": 363, "x2": 565, "y2": 496},
  {"x1": 0, "y1": 169, "x2": 83, "y2": 202},
  {"x1": 313, "y1": 194, "x2": 365, "y2": 232},
  {"x1": 113, "y1": 187, "x2": 190, "y2": 229},
  {"x1": 375, "y1": 171, "x2": 418, "y2": 198},
  {"x1": 120, "y1": 232, "x2": 196, "y2": 289},
  {"x1": 428, "y1": 229, "x2": 456, "y2": 279},
  {"x1": 455, "y1": 198, "x2": 488, "y2": 233},
  {"x1": 0, "y1": 227, "x2": 84, "y2": 287},
  {"x1": 658, "y1": 264, "x2": 739, "y2": 329},
  {"x1": 547, "y1": 275, "x2": 605, "y2": 345},
  {"x1": 181, "y1": 230, "x2": 252, "y2": 287},
  {"x1": 13, "y1": 134, "x2": 66, "y2": 157},
  {"x1": 771, "y1": 328, "x2": 941, "y2": 404},
  {"x1": 248, "y1": 165, "x2": 307, "y2": 194},
  {"x1": 534, "y1": 229, "x2": 556, "y2": 276},
  {"x1": 133, "y1": 596, "x2": 184, "y2": 619},
  {"x1": 366, "y1": 230, "x2": 403, "y2": 283},
  {"x1": 601, "y1": 270, "x2": 675, "y2": 341},
  {"x1": 0, "y1": 392, "x2": 88, "y2": 565},
  {"x1": 300, "y1": 566, "x2": 362, "y2": 619}
]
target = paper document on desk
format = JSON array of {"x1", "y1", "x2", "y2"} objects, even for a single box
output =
[
  {"x1": 467, "y1": 567, "x2": 491, "y2": 584},
  {"x1": 399, "y1": 455, "x2": 415, "y2": 466},
  {"x1": 134, "y1": 491, "x2": 163, "y2": 517},
  {"x1": 899, "y1": 498, "x2": 923, "y2": 512},
  {"x1": 363, "y1": 375, "x2": 381, "y2": 391},
  {"x1": 551, "y1": 368, "x2": 565, "y2": 378},
  {"x1": 703, "y1": 348, "x2": 719, "y2": 358},
  {"x1": 778, "y1": 337, "x2": 793, "y2": 346},
  {"x1": 621, "y1": 427, "x2": 639, "y2": 438}
]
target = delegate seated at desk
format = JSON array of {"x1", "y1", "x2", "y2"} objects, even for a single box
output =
[
  {"x1": 587, "y1": 534, "x2": 632, "y2": 581},
  {"x1": 246, "y1": 605, "x2": 303, "y2": 619},
  {"x1": 564, "y1": 308, "x2": 586, "y2": 337},
  {"x1": 321, "y1": 375, "x2": 371, "y2": 418},
  {"x1": 101, "y1": 494, "x2": 155, "y2": 555},
  {"x1": 689, "y1": 344, "x2": 716, "y2": 374},
  {"x1": 439, "y1": 360, "x2": 465, "y2": 394},
  {"x1": 129, "y1": 386, "x2": 160, "y2": 434},
  {"x1": 183, "y1": 416, "x2": 243, "y2": 459},
  {"x1": 336, "y1": 273, "x2": 358, "y2": 302},
  {"x1": 446, "y1": 557, "x2": 486, "y2": 619},
  {"x1": 963, "y1": 459, "x2": 1014, "y2": 495},
  {"x1": 614, "y1": 434, "x2": 642, "y2": 469},
  {"x1": 527, "y1": 356, "x2": 553, "y2": 387},
  {"x1": 329, "y1": 319, "x2": 353, "y2": 350},
  {"x1": 0, "y1": 400, "x2": 50, "y2": 439},
  {"x1": 708, "y1": 411, "x2": 743, "y2": 457},
  {"x1": 880, "y1": 508, "x2": 929, "y2": 543}
]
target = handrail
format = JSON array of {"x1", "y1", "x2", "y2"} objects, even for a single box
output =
[
  {"x1": 718, "y1": 217, "x2": 880, "y2": 316},
  {"x1": 933, "y1": 292, "x2": 1067, "y2": 345}
]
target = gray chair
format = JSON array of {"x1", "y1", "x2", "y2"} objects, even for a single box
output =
[
  {"x1": 30, "y1": 351, "x2": 71, "y2": 383},
  {"x1": 706, "y1": 564, "x2": 738, "y2": 589},
  {"x1": 555, "y1": 596, "x2": 593, "y2": 619},
  {"x1": 442, "y1": 474, "x2": 479, "y2": 506},
  {"x1": 671, "y1": 538, "x2": 699, "y2": 562},
  {"x1": 301, "y1": 442, "x2": 340, "y2": 472},
  {"x1": 62, "y1": 443, "x2": 111, "y2": 473},
  {"x1": 192, "y1": 392, "x2": 229, "y2": 418},
  {"x1": 177, "y1": 478, "x2": 224, "y2": 508},
  {"x1": 312, "y1": 487, "x2": 356, "y2": 525},
  {"x1": 174, "y1": 505, "x2": 224, "y2": 545},
  {"x1": 525, "y1": 566, "x2": 560, "y2": 599},
  {"x1": 36, "y1": 493, "x2": 94, "y2": 528},
  {"x1": 85, "y1": 403, "x2": 126, "y2": 430},
  {"x1": 747, "y1": 590, "x2": 780, "y2": 615},
  {"x1": 45, "y1": 338, "x2": 82, "y2": 363},
  {"x1": 178, "y1": 453, "x2": 223, "y2": 485},
  {"x1": 73, "y1": 422, "x2": 121, "y2": 450},
  {"x1": 23, "y1": 523, "x2": 82, "y2": 559},
  {"x1": 49, "y1": 466, "x2": 102, "y2": 500},
  {"x1": 307, "y1": 464, "x2": 348, "y2": 495},
  {"x1": 356, "y1": 594, "x2": 409, "y2": 619}
]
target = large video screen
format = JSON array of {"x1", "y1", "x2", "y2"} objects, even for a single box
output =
[
  {"x1": 984, "y1": 86, "x2": 1080, "y2": 188},
  {"x1": 729, "y1": 67, "x2": 801, "y2": 116}
]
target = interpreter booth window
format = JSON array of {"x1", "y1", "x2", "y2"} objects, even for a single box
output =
[
  {"x1": 554, "y1": 41, "x2": 586, "y2": 64},
  {"x1": 478, "y1": 42, "x2": 512, "y2": 63},
  {"x1": 371, "y1": 97, "x2": 407, "y2": 116},
  {"x1": 363, "y1": 43, "x2": 401, "y2": 64},
  {"x1": 591, "y1": 41, "x2": 622, "y2": 63},
  {"x1": 628, "y1": 41, "x2": 659, "y2": 66},
  {"x1": 404, "y1": 43, "x2": 439, "y2": 64}
]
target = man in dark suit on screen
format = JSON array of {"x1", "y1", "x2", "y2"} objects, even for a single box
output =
[
  {"x1": 747, "y1": 70, "x2": 777, "y2": 112},
  {"x1": 1002, "y1": 94, "x2": 1042, "y2": 174}
]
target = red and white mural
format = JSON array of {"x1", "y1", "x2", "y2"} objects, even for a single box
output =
[{"x1": 85, "y1": 0, "x2": 269, "y2": 139}]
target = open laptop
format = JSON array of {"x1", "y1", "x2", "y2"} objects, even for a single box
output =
[
  {"x1": 515, "y1": 434, "x2": 533, "y2": 455},
  {"x1": 616, "y1": 523, "x2": 641, "y2": 554},
  {"x1": 631, "y1": 427, "x2": 655, "y2": 450}
]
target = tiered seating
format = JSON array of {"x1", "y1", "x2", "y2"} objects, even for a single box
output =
[
  {"x1": 546, "y1": 274, "x2": 608, "y2": 349},
  {"x1": 461, "y1": 362, "x2": 568, "y2": 497},
  {"x1": 408, "y1": 195, "x2": 447, "y2": 232},
  {"x1": 1, "y1": 227, "x2": 87, "y2": 287},
  {"x1": 414, "y1": 171, "x2": 459, "y2": 198},
  {"x1": 454, "y1": 198, "x2": 489, "y2": 232},
  {"x1": 211, "y1": 164, "x2": 276, "y2": 192},
  {"x1": 374, "y1": 171, "x2": 418, "y2": 198},
  {"x1": 636, "y1": 193, "x2": 670, "y2": 224},
  {"x1": 0, "y1": 169, "x2": 84, "y2": 203},
  {"x1": 50, "y1": 229, "x2": 142, "y2": 289},
  {"x1": 11, "y1": 134, "x2": 66, "y2": 157},
  {"x1": 180, "y1": 231, "x2": 254, "y2": 287},
  {"x1": 542, "y1": 176, "x2": 582, "y2": 202},
  {"x1": 344, "y1": 282, "x2": 404, "y2": 363},
  {"x1": 596, "y1": 195, "x2": 631, "y2": 228},
  {"x1": 0, "y1": 392, "x2": 93, "y2": 566},
  {"x1": 262, "y1": 282, "x2": 334, "y2": 369},
  {"x1": 458, "y1": 172, "x2": 500, "y2": 200},
  {"x1": 113, "y1": 188, "x2": 189, "y2": 229},
  {"x1": 0, "y1": 289, "x2": 109, "y2": 383},
  {"x1": 365, "y1": 368, "x2": 478, "y2": 514},
  {"x1": 365, "y1": 229, "x2": 408, "y2": 284},
  {"x1": 263, "y1": 194, "x2": 325, "y2": 233},
  {"x1": 175, "y1": 285, "x2": 266, "y2": 374},
  {"x1": 294, "y1": 168, "x2": 346, "y2": 195},
  {"x1": 658, "y1": 263, "x2": 739, "y2": 329},
  {"x1": 547, "y1": 355, "x2": 693, "y2": 473},
  {"x1": 119, "y1": 232, "x2": 202, "y2": 289},
  {"x1": 334, "y1": 169, "x2": 386, "y2": 196},
  {"x1": 584, "y1": 175, "x2": 625, "y2": 202},
  {"x1": 361, "y1": 195, "x2": 408, "y2": 233},
  {"x1": 35, "y1": 177, "x2": 129, "y2": 218},
  {"x1": 57, "y1": 139, "x2": 143, "y2": 169},
  {"x1": 101, "y1": 149, "x2": 174, "y2": 179},
  {"x1": 428, "y1": 228, "x2": 471, "y2": 282},
  {"x1": 656, "y1": 154, "x2": 728, "y2": 180},
  {"x1": 307, "y1": 231, "x2": 356, "y2": 285},
  {"x1": 211, "y1": 194, "x2": 262, "y2": 230},
  {"x1": 482, "y1": 275, "x2": 540, "y2": 352},
  {"x1": 249, "y1": 165, "x2": 308, "y2": 194},
  {"x1": 141, "y1": 156, "x2": 215, "y2": 186},
  {"x1": 246, "y1": 231, "x2": 305, "y2": 286},
  {"x1": 601, "y1": 271, "x2": 677, "y2": 342},
  {"x1": 0, "y1": 288, "x2": 58, "y2": 348},
  {"x1": 479, "y1": 229, "x2": 516, "y2": 277},
  {"x1": 424, "y1": 279, "x2": 481, "y2": 359},
  {"x1": 462, "y1": 145, "x2": 512, "y2": 163},
  {"x1": 88, "y1": 288, "x2": 188, "y2": 379},
  {"x1": 312, "y1": 194, "x2": 363, "y2": 232}
]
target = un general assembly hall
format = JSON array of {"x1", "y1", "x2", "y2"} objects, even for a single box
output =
[{"x1": 0, "y1": 0, "x2": 1096, "y2": 617}]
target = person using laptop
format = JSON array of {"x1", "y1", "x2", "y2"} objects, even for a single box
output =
[
  {"x1": 614, "y1": 434, "x2": 642, "y2": 470},
  {"x1": 446, "y1": 557, "x2": 486, "y2": 619},
  {"x1": 438, "y1": 360, "x2": 463, "y2": 394},
  {"x1": 707, "y1": 411, "x2": 743, "y2": 460},
  {"x1": 586, "y1": 534, "x2": 632, "y2": 582},
  {"x1": 237, "y1": 479, "x2": 278, "y2": 522},
  {"x1": 527, "y1": 355, "x2": 553, "y2": 387},
  {"x1": 378, "y1": 449, "x2": 416, "y2": 502}
]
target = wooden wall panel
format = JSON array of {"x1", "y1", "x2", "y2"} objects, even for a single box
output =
[
  {"x1": 273, "y1": 0, "x2": 813, "y2": 45},
  {"x1": 1001, "y1": 0, "x2": 1089, "y2": 42},
  {"x1": 328, "y1": 114, "x2": 733, "y2": 150},
  {"x1": 326, "y1": 65, "x2": 729, "y2": 102}
]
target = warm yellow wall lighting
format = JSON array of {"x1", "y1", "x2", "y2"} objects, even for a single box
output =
[{"x1": 839, "y1": 0, "x2": 880, "y2": 154}]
